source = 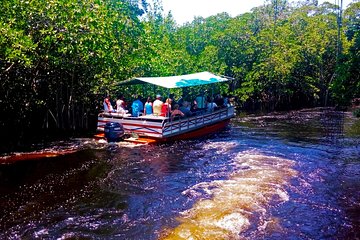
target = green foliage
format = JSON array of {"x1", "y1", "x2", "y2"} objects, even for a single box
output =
[
  {"x1": 0, "y1": 0, "x2": 147, "y2": 148},
  {"x1": 331, "y1": 2, "x2": 360, "y2": 106}
]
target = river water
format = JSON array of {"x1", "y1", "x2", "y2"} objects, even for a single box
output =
[{"x1": 0, "y1": 108, "x2": 359, "y2": 239}]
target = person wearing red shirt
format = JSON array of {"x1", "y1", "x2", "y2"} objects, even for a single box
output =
[{"x1": 160, "y1": 98, "x2": 172, "y2": 117}]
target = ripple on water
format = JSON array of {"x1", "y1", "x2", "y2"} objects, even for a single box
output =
[{"x1": 161, "y1": 150, "x2": 298, "y2": 239}]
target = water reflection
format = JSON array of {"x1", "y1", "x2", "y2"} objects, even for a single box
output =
[{"x1": 0, "y1": 108, "x2": 359, "y2": 239}]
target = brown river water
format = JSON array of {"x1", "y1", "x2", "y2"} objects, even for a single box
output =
[{"x1": 0, "y1": 108, "x2": 359, "y2": 239}]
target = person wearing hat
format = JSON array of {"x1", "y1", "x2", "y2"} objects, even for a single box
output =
[{"x1": 153, "y1": 94, "x2": 163, "y2": 116}]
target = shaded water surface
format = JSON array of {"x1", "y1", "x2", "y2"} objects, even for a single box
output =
[{"x1": 1, "y1": 109, "x2": 359, "y2": 239}]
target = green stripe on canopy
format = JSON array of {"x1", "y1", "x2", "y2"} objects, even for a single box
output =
[{"x1": 120, "y1": 71, "x2": 229, "y2": 88}]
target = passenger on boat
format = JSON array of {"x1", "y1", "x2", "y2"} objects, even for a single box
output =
[
  {"x1": 160, "y1": 98, "x2": 172, "y2": 117},
  {"x1": 144, "y1": 96, "x2": 153, "y2": 115},
  {"x1": 223, "y1": 94, "x2": 230, "y2": 107},
  {"x1": 206, "y1": 96, "x2": 218, "y2": 112},
  {"x1": 171, "y1": 104, "x2": 185, "y2": 120},
  {"x1": 179, "y1": 101, "x2": 193, "y2": 117},
  {"x1": 116, "y1": 95, "x2": 127, "y2": 114},
  {"x1": 169, "y1": 93, "x2": 176, "y2": 110},
  {"x1": 195, "y1": 91, "x2": 206, "y2": 109},
  {"x1": 177, "y1": 94, "x2": 185, "y2": 107},
  {"x1": 103, "y1": 95, "x2": 115, "y2": 112},
  {"x1": 229, "y1": 95, "x2": 236, "y2": 106},
  {"x1": 153, "y1": 94, "x2": 163, "y2": 116},
  {"x1": 214, "y1": 94, "x2": 224, "y2": 108},
  {"x1": 131, "y1": 95, "x2": 144, "y2": 117},
  {"x1": 191, "y1": 99, "x2": 198, "y2": 111}
]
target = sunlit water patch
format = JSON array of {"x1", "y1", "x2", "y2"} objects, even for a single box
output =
[{"x1": 162, "y1": 149, "x2": 297, "y2": 239}]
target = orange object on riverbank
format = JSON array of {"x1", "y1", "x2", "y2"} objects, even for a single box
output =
[{"x1": 0, "y1": 149, "x2": 78, "y2": 163}]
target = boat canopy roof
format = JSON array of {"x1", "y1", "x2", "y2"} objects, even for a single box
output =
[{"x1": 119, "y1": 71, "x2": 229, "y2": 89}]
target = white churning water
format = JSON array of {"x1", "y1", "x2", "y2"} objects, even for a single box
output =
[{"x1": 162, "y1": 148, "x2": 298, "y2": 239}]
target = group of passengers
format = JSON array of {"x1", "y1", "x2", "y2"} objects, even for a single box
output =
[{"x1": 103, "y1": 92, "x2": 231, "y2": 118}]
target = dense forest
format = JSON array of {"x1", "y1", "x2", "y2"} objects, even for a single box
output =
[{"x1": 0, "y1": 0, "x2": 359, "y2": 151}]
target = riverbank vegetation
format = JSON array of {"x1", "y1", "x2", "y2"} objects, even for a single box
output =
[{"x1": 0, "y1": 0, "x2": 359, "y2": 151}]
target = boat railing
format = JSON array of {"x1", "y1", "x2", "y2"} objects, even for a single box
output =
[
  {"x1": 98, "y1": 111, "x2": 131, "y2": 118},
  {"x1": 164, "y1": 106, "x2": 234, "y2": 136}
]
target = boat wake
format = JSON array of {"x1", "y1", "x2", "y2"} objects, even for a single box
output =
[{"x1": 162, "y1": 149, "x2": 298, "y2": 239}]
